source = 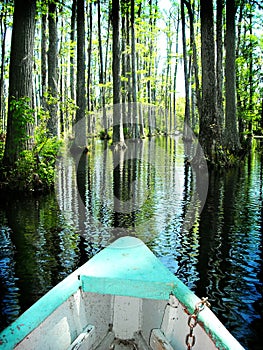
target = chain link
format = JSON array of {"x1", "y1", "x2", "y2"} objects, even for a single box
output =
[{"x1": 185, "y1": 297, "x2": 211, "y2": 350}]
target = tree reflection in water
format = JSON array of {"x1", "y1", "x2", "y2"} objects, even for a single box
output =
[{"x1": 0, "y1": 137, "x2": 262, "y2": 350}]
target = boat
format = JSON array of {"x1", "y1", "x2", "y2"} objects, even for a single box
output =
[{"x1": 0, "y1": 236, "x2": 245, "y2": 350}]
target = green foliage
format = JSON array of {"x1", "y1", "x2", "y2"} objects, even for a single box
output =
[
  {"x1": 0, "y1": 1, "x2": 14, "y2": 27},
  {"x1": 1, "y1": 106, "x2": 62, "y2": 192},
  {"x1": 0, "y1": 131, "x2": 5, "y2": 160},
  {"x1": 236, "y1": 27, "x2": 263, "y2": 135},
  {"x1": 123, "y1": 127, "x2": 131, "y2": 138},
  {"x1": 9, "y1": 96, "x2": 35, "y2": 145},
  {"x1": 7, "y1": 136, "x2": 62, "y2": 192},
  {"x1": 8, "y1": 150, "x2": 36, "y2": 191},
  {"x1": 99, "y1": 129, "x2": 112, "y2": 140},
  {"x1": 175, "y1": 97, "x2": 186, "y2": 131}
]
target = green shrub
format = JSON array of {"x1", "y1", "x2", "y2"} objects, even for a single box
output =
[
  {"x1": 7, "y1": 135, "x2": 62, "y2": 191},
  {"x1": 1, "y1": 106, "x2": 63, "y2": 192}
]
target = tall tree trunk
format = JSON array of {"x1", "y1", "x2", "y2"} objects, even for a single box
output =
[
  {"x1": 47, "y1": 1, "x2": 58, "y2": 136},
  {"x1": 70, "y1": 0, "x2": 76, "y2": 104},
  {"x1": 248, "y1": 3, "x2": 253, "y2": 137},
  {"x1": 0, "y1": 5, "x2": 7, "y2": 129},
  {"x1": 87, "y1": 1, "x2": 92, "y2": 133},
  {"x1": 147, "y1": 0, "x2": 153, "y2": 136},
  {"x1": 112, "y1": 0, "x2": 125, "y2": 147},
  {"x1": 3, "y1": 0, "x2": 36, "y2": 166},
  {"x1": 73, "y1": 0, "x2": 86, "y2": 148},
  {"x1": 131, "y1": 0, "x2": 139, "y2": 139},
  {"x1": 104, "y1": 11, "x2": 110, "y2": 87},
  {"x1": 126, "y1": 10, "x2": 132, "y2": 132},
  {"x1": 224, "y1": 0, "x2": 240, "y2": 152},
  {"x1": 181, "y1": 0, "x2": 191, "y2": 141},
  {"x1": 199, "y1": 0, "x2": 221, "y2": 164},
  {"x1": 98, "y1": 0, "x2": 107, "y2": 136},
  {"x1": 216, "y1": 0, "x2": 224, "y2": 132},
  {"x1": 121, "y1": 13, "x2": 128, "y2": 133},
  {"x1": 165, "y1": 13, "x2": 172, "y2": 135},
  {"x1": 151, "y1": 0, "x2": 158, "y2": 111},
  {"x1": 185, "y1": 0, "x2": 201, "y2": 121},
  {"x1": 236, "y1": 0, "x2": 245, "y2": 145},
  {"x1": 41, "y1": 10, "x2": 47, "y2": 109},
  {"x1": 59, "y1": 14, "x2": 65, "y2": 135},
  {"x1": 173, "y1": 7, "x2": 180, "y2": 133}
]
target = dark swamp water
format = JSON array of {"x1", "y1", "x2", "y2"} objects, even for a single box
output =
[{"x1": 0, "y1": 136, "x2": 263, "y2": 349}]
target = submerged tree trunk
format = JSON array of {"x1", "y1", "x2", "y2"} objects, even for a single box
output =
[
  {"x1": 247, "y1": 4, "x2": 253, "y2": 139},
  {"x1": 47, "y1": 1, "x2": 58, "y2": 136},
  {"x1": 41, "y1": 10, "x2": 47, "y2": 108},
  {"x1": 236, "y1": 0, "x2": 245, "y2": 145},
  {"x1": 216, "y1": 0, "x2": 224, "y2": 132},
  {"x1": 3, "y1": 0, "x2": 36, "y2": 166},
  {"x1": 87, "y1": 1, "x2": 92, "y2": 133},
  {"x1": 181, "y1": 0, "x2": 191, "y2": 141},
  {"x1": 199, "y1": 0, "x2": 221, "y2": 165},
  {"x1": 70, "y1": 0, "x2": 76, "y2": 104},
  {"x1": 147, "y1": 0, "x2": 153, "y2": 136},
  {"x1": 126, "y1": 10, "x2": 132, "y2": 133},
  {"x1": 131, "y1": 0, "x2": 139, "y2": 139},
  {"x1": 185, "y1": 0, "x2": 201, "y2": 122},
  {"x1": 121, "y1": 12, "x2": 129, "y2": 134},
  {"x1": 98, "y1": 0, "x2": 107, "y2": 136},
  {"x1": 112, "y1": 0, "x2": 125, "y2": 147},
  {"x1": 224, "y1": 0, "x2": 240, "y2": 152},
  {"x1": 0, "y1": 5, "x2": 8, "y2": 128},
  {"x1": 165, "y1": 12, "x2": 172, "y2": 135},
  {"x1": 73, "y1": 0, "x2": 86, "y2": 148},
  {"x1": 173, "y1": 7, "x2": 180, "y2": 133}
]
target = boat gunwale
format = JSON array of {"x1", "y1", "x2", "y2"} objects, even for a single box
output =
[{"x1": 0, "y1": 236, "x2": 245, "y2": 350}]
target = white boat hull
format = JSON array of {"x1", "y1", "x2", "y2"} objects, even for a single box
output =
[
  {"x1": 0, "y1": 236, "x2": 245, "y2": 350},
  {"x1": 14, "y1": 291, "x2": 219, "y2": 350}
]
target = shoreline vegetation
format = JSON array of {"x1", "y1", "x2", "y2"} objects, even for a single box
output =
[{"x1": 0, "y1": 0, "x2": 262, "y2": 192}]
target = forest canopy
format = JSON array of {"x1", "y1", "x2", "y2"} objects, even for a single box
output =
[{"x1": 0, "y1": 0, "x2": 262, "y2": 191}]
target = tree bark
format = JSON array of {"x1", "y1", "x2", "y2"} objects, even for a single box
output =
[
  {"x1": 216, "y1": 0, "x2": 224, "y2": 132},
  {"x1": 47, "y1": 1, "x2": 58, "y2": 136},
  {"x1": 181, "y1": 0, "x2": 191, "y2": 141},
  {"x1": 199, "y1": 0, "x2": 221, "y2": 164},
  {"x1": 165, "y1": 13, "x2": 172, "y2": 135},
  {"x1": 121, "y1": 12, "x2": 128, "y2": 133},
  {"x1": 126, "y1": 10, "x2": 132, "y2": 132},
  {"x1": 112, "y1": 0, "x2": 125, "y2": 147},
  {"x1": 98, "y1": 0, "x2": 107, "y2": 135},
  {"x1": 147, "y1": 0, "x2": 153, "y2": 136},
  {"x1": 131, "y1": 0, "x2": 139, "y2": 139},
  {"x1": 0, "y1": 5, "x2": 8, "y2": 128},
  {"x1": 172, "y1": 7, "x2": 180, "y2": 133},
  {"x1": 224, "y1": 0, "x2": 240, "y2": 152},
  {"x1": 41, "y1": 10, "x2": 47, "y2": 108},
  {"x1": 3, "y1": 0, "x2": 36, "y2": 166},
  {"x1": 70, "y1": 0, "x2": 76, "y2": 104},
  {"x1": 236, "y1": 0, "x2": 245, "y2": 144},
  {"x1": 248, "y1": 4, "x2": 253, "y2": 137},
  {"x1": 73, "y1": 0, "x2": 86, "y2": 148},
  {"x1": 185, "y1": 0, "x2": 201, "y2": 122},
  {"x1": 87, "y1": 0, "x2": 93, "y2": 133}
]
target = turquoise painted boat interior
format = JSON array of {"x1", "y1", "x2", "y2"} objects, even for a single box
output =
[{"x1": 0, "y1": 236, "x2": 244, "y2": 350}]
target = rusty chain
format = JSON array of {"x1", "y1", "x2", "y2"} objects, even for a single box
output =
[{"x1": 185, "y1": 297, "x2": 211, "y2": 350}]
